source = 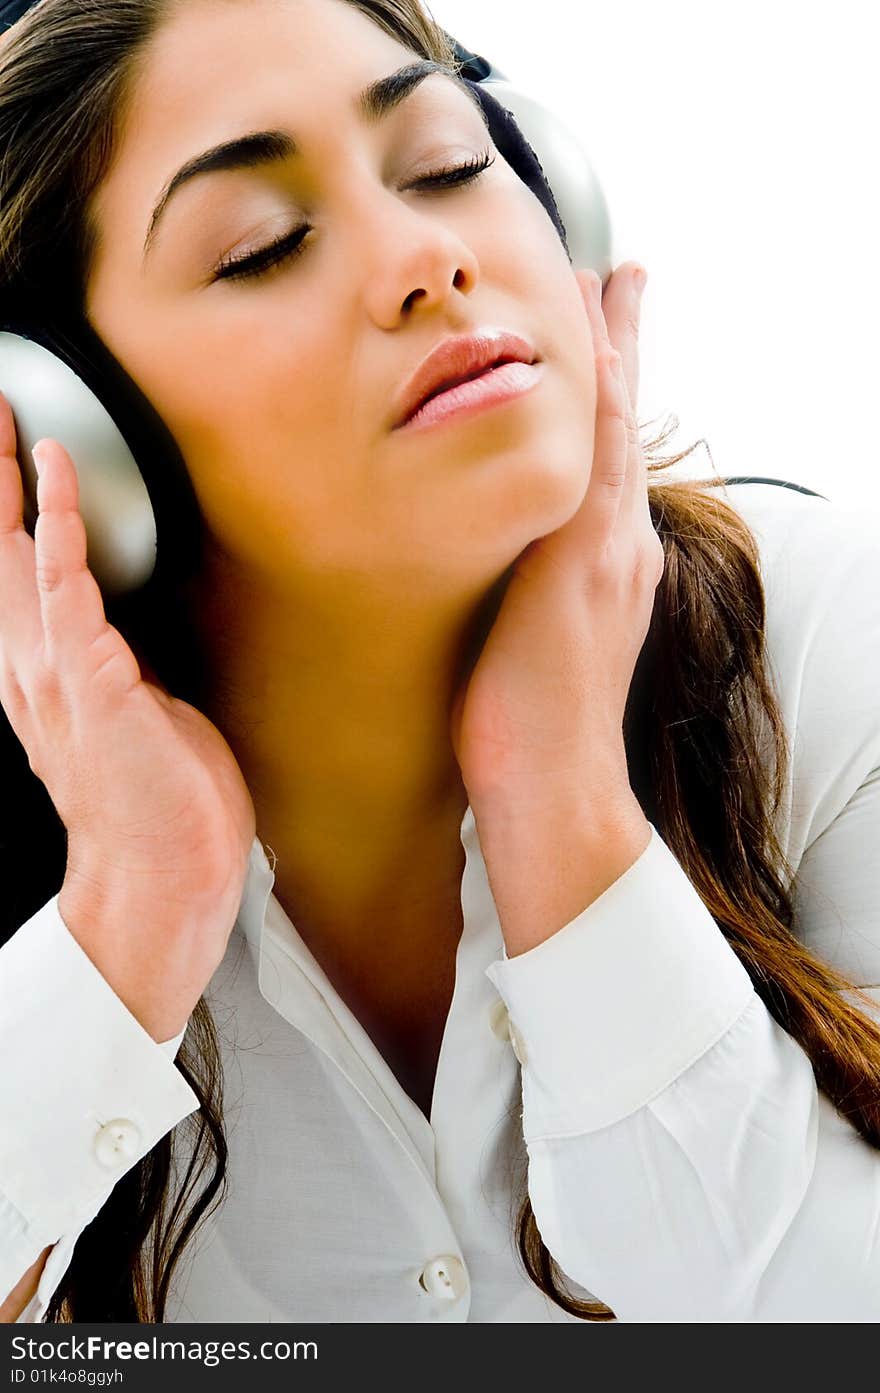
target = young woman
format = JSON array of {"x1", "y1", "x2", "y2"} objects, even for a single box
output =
[{"x1": 0, "y1": 0, "x2": 878, "y2": 1324}]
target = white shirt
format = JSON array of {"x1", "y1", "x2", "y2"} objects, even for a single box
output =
[{"x1": 2, "y1": 481, "x2": 879, "y2": 1324}]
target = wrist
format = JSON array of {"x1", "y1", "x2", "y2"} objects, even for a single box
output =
[
  {"x1": 472, "y1": 789, "x2": 652, "y2": 957},
  {"x1": 58, "y1": 876, "x2": 201, "y2": 1045},
  {"x1": 471, "y1": 776, "x2": 646, "y2": 838}
]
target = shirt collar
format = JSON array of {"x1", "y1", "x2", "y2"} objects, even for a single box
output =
[{"x1": 229, "y1": 802, "x2": 497, "y2": 1183}]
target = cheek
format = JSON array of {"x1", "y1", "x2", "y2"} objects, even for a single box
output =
[
  {"x1": 487, "y1": 174, "x2": 573, "y2": 286},
  {"x1": 540, "y1": 262, "x2": 598, "y2": 420},
  {"x1": 484, "y1": 186, "x2": 595, "y2": 385},
  {"x1": 89, "y1": 285, "x2": 370, "y2": 568},
  {"x1": 169, "y1": 384, "x2": 371, "y2": 576},
  {"x1": 138, "y1": 325, "x2": 338, "y2": 507}
]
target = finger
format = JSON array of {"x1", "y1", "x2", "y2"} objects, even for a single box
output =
[
  {"x1": 31, "y1": 438, "x2": 135, "y2": 686},
  {"x1": 606, "y1": 274, "x2": 652, "y2": 532},
  {"x1": 610, "y1": 346, "x2": 649, "y2": 534},
  {"x1": 0, "y1": 392, "x2": 25, "y2": 532},
  {"x1": 591, "y1": 347, "x2": 632, "y2": 547},
  {"x1": 599, "y1": 261, "x2": 645, "y2": 410},
  {"x1": 572, "y1": 279, "x2": 629, "y2": 550},
  {"x1": 575, "y1": 264, "x2": 642, "y2": 411},
  {"x1": 0, "y1": 391, "x2": 45, "y2": 669},
  {"x1": 583, "y1": 267, "x2": 650, "y2": 533},
  {"x1": 575, "y1": 272, "x2": 647, "y2": 545}
]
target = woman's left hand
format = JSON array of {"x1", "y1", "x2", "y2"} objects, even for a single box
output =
[{"x1": 450, "y1": 261, "x2": 663, "y2": 821}]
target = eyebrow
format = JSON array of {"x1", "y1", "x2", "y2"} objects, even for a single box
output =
[{"x1": 141, "y1": 59, "x2": 489, "y2": 262}]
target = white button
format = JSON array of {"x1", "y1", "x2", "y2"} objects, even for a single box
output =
[
  {"x1": 488, "y1": 998, "x2": 511, "y2": 1041},
  {"x1": 508, "y1": 1020, "x2": 527, "y2": 1066},
  {"x1": 93, "y1": 1118, "x2": 142, "y2": 1168},
  {"x1": 418, "y1": 1254, "x2": 468, "y2": 1301}
]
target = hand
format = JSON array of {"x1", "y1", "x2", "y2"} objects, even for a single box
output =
[
  {"x1": 450, "y1": 261, "x2": 663, "y2": 818},
  {"x1": 0, "y1": 395, "x2": 256, "y2": 1038}
]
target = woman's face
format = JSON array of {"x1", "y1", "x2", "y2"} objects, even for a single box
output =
[{"x1": 85, "y1": 0, "x2": 598, "y2": 594}]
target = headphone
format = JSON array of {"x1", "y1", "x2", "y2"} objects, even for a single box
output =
[{"x1": 0, "y1": 2, "x2": 614, "y2": 598}]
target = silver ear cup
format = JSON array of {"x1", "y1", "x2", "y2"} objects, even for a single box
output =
[
  {"x1": 479, "y1": 78, "x2": 613, "y2": 283},
  {"x1": 0, "y1": 331, "x2": 157, "y2": 597}
]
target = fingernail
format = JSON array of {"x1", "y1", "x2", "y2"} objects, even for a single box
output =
[
  {"x1": 32, "y1": 442, "x2": 49, "y2": 475},
  {"x1": 633, "y1": 266, "x2": 647, "y2": 297}
]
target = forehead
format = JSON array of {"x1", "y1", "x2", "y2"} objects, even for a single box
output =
[
  {"x1": 132, "y1": 0, "x2": 417, "y2": 134},
  {"x1": 91, "y1": 0, "x2": 433, "y2": 247}
]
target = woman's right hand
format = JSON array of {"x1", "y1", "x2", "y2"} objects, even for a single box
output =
[{"x1": 0, "y1": 390, "x2": 257, "y2": 1042}]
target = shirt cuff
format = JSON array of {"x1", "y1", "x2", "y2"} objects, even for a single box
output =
[
  {"x1": 0, "y1": 892, "x2": 202, "y2": 1240},
  {"x1": 483, "y1": 823, "x2": 756, "y2": 1140}
]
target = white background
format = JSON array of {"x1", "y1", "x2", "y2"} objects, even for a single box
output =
[{"x1": 433, "y1": 0, "x2": 880, "y2": 514}]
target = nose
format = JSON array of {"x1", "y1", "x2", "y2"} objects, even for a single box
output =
[{"x1": 355, "y1": 189, "x2": 481, "y2": 327}]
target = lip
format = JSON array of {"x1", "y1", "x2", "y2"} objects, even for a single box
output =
[{"x1": 391, "y1": 328, "x2": 539, "y2": 431}]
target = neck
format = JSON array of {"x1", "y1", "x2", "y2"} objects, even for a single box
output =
[{"x1": 185, "y1": 544, "x2": 510, "y2": 940}]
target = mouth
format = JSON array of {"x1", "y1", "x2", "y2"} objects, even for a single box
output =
[
  {"x1": 397, "y1": 357, "x2": 544, "y2": 433},
  {"x1": 391, "y1": 328, "x2": 539, "y2": 432},
  {"x1": 406, "y1": 357, "x2": 518, "y2": 417}
]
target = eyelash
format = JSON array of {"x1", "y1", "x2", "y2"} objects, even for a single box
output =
[{"x1": 213, "y1": 148, "x2": 497, "y2": 284}]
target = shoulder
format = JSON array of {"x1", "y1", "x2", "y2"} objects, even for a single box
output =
[{"x1": 716, "y1": 479, "x2": 880, "y2": 868}]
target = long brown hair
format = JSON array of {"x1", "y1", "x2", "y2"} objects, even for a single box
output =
[{"x1": 1, "y1": 0, "x2": 878, "y2": 1324}]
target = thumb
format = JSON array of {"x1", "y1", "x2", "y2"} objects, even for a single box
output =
[
  {"x1": 130, "y1": 644, "x2": 172, "y2": 699},
  {"x1": 449, "y1": 682, "x2": 468, "y2": 767}
]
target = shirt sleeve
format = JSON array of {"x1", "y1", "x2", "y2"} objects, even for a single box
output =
[
  {"x1": 484, "y1": 497, "x2": 880, "y2": 1322},
  {"x1": 0, "y1": 893, "x2": 201, "y2": 1323}
]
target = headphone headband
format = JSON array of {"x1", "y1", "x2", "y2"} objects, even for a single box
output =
[{"x1": 0, "y1": 0, "x2": 38, "y2": 30}]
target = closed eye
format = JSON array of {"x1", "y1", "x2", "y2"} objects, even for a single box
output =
[{"x1": 212, "y1": 148, "x2": 497, "y2": 284}]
